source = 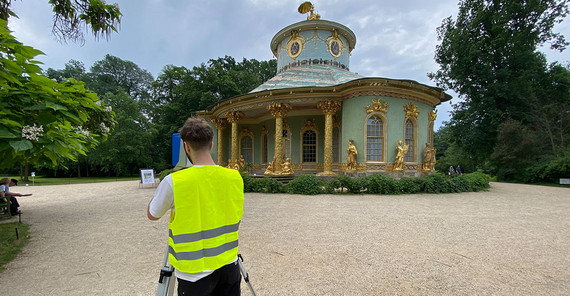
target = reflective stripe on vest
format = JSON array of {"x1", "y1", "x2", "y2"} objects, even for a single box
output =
[{"x1": 168, "y1": 166, "x2": 244, "y2": 274}]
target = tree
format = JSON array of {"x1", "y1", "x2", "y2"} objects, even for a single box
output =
[
  {"x1": 1, "y1": 0, "x2": 121, "y2": 44},
  {"x1": 0, "y1": 20, "x2": 115, "y2": 178},
  {"x1": 430, "y1": 0, "x2": 569, "y2": 174},
  {"x1": 150, "y1": 57, "x2": 277, "y2": 166},
  {"x1": 88, "y1": 54, "x2": 154, "y2": 102},
  {"x1": 45, "y1": 59, "x2": 87, "y2": 82},
  {"x1": 86, "y1": 91, "x2": 156, "y2": 177}
]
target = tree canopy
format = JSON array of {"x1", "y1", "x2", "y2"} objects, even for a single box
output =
[{"x1": 430, "y1": 0, "x2": 570, "y2": 181}]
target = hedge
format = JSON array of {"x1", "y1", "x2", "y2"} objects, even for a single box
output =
[{"x1": 241, "y1": 172, "x2": 490, "y2": 195}]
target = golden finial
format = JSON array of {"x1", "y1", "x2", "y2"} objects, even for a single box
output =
[{"x1": 298, "y1": 1, "x2": 320, "y2": 20}]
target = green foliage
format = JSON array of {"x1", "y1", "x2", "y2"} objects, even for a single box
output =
[
  {"x1": 324, "y1": 177, "x2": 342, "y2": 194},
  {"x1": 287, "y1": 174, "x2": 323, "y2": 195},
  {"x1": 158, "y1": 169, "x2": 175, "y2": 181},
  {"x1": 366, "y1": 174, "x2": 400, "y2": 194},
  {"x1": 347, "y1": 176, "x2": 368, "y2": 194},
  {"x1": 430, "y1": 0, "x2": 570, "y2": 179},
  {"x1": 398, "y1": 177, "x2": 424, "y2": 194},
  {"x1": 541, "y1": 152, "x2": 570, "y2": 182},
  {"x1": 47, "y1": 0, "x2": 122, "y2": 43},
  {"x1": 462, "y1": 172, "x2": 491, "y2": 191},
  {"x1": 0, "y1": 20, "x2": 115, "y2": 169},
  {"x1": 241, "y1": 174, "x2": 286, "y2": 193},
  {"x1": 423, "y1": 173, "x2": 454, "y2": 193}
]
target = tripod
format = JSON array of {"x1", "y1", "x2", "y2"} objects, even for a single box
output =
[{"x1": 156, "y1": 247, "x2": 257, "y2": 296}]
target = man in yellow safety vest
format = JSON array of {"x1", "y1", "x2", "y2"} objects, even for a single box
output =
[{"x1": 147, "y1": 117, "x2": 244, "y2": 295}]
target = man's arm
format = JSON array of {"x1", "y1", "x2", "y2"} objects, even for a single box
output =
[
  {"x1": 147, "y1": 202, "x2": 160, "y2": 220},
  {"x1": 147, "y1": 175, "x2": 174, "y2": 221}
]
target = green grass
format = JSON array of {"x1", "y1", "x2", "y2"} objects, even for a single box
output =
[
  {"x1": 4, "y1": 176, "x2": 140, "y2": 186},
  {"x1": 0, "y1": 222, "x2": 29, "y2": 272}
]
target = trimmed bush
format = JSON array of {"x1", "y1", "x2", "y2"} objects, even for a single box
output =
[
  {"x1": 423, "y1": 172, "x2": 453, "y2": 193},
  {"x1": 347, "y1": 176, "x2": 368, "y2": 194},
  {"x1": 287, "y1": 174, "x2": 324, "y2": 195},
  {"x1": 367, "y1": 174, "x2": 400, "y2": 194},
  {"x1": 325, "y1": 178, "x2": 342, "y2": 194},
  {"x1": 335, "y1": 174, "x2": 353, "y2": 193},
  {"x1": 242, "y1": 174, "x2": 286, "y2": 193},
  {"x1": 398, "y1": 177, "x2": 423, "y2": 194},
  {"x1": 463, "y1": 172, "x2": 491, "y2": 191}
]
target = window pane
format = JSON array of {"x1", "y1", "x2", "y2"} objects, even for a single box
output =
[{"x1": 303, "y1": 130, "x2": 316, "y2": 162}]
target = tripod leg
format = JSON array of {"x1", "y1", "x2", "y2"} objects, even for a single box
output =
[{"x1": 238, "y1": 254, "x2": 257, "y2": 296}]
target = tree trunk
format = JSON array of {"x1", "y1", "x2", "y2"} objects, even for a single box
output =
[{"x1": 23, "y1": 163, "x2": 29, "y2": 182}]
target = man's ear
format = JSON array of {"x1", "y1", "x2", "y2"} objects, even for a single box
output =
[
  {"x1": 209, "y1": 142, "x2": 214, "y2": 151},
  {"x1": 184, "y1": 142, "x2": 192, "y2": 154}
]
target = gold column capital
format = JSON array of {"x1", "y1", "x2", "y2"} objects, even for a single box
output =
[
  {"x1": 211, "y1": 118, "x2": 228, "y2": 129},
  {"x1": 267, "y1": 103, "x2": 292, "y2": 118},
  {"x1": 225, "y1": 111, "x2": 244, "y2": 123},
  {"x1": 317, "y1": 100, "x2": 341, "y2": 115}
]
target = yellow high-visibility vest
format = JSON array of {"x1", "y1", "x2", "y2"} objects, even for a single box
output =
[{"x1": 169, "y1": 166, "x2": 244, "y2": 273}]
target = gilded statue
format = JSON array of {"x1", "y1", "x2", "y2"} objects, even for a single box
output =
[
  {"x1": 346, "y1": 139, "x2": 358, "y2": 171},
  {"x1": 394, "y1": 140, "x2": 409, "y2": 172},
  {"x1": 264, "y1": 160, "x2": 274, "y2": 175},
  {"x1": 430, "y1": 148, "x2": 437, "y2": 171},
  {"x1": 423, "y1": 143, "x2": 432, "y2": 171},
  {"x1": 239, "y1": 155, "x2": 245, "y2": 170},
  {"x1": 282, "y1": 157, "x2": 293, "y2": 175}
]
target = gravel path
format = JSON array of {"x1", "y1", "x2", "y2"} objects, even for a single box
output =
[{"x1": 0, "y1": 181, "x2": 568, "y2": 295}]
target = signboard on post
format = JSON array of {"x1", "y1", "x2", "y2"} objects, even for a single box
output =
[{"x1": 140, "y1": 169, "x2": 156, "y2": 188}]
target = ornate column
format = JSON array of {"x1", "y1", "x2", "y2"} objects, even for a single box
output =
[
  {"x1": 267, "y1": 103, "x2": 291, "y2": 174},
  {"x1": 317, "y1": 100, "x2": 342, "y2": 176},
  {"x1": 211, "y1": 118, "x2": 228, "y2": 166},
  {"x1": 225, "y1": 111, "x2": 244, "y2": 168}
]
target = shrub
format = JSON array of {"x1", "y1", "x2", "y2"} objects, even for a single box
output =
[
  {"x1": 288, "y1": 174, "x2": 323, "y2": 195},
  {"x1": 398, "y1": 177, "x2": 423, "y2": 194},
  {"x1": 542, "y1": 154, "x2": 570, "y2": 183},
  {"x1": 450, "y1": 175, "x2": 471, "y2": 192},
  {"x1": 367, "y1": 174, "x2": 400, "y2": 194},
  {"x1": 463, "y1": 172, "x2": 491, "y2": 191},
  {"x1": 335, "y1": 174, "x2": 353, "y2": 193},
  {"x1": 347, "y1": 176, "x2": 368, "y2": 194},
  {"x1": 325, "y1": 178, "x2": 342, "y2": 194},
  {"x1": 158, "y1": 168, "x2": 175, "y2": 181},
  {"x1": 423, "y1": 172, "x2": 453, "y2": 193},
  {"x1": 259, "y1": 177, "x2": 286, "y2": 193}
]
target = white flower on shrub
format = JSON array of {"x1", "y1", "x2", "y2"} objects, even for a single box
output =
[
  {"x1": 104, "y1": 106, "x2": 112, "y2": 112},
  {"x1": 75, "y1": 126, "x2": 90, "y2": 137},
  {"x1": 21, "y1": 124, "x2": 44, "y2": 141},
  {"x1": 95, "y1": 101, "x2": 102, "y2": 106},
  {"x1": 99, "y1": 122, "x2": 110, "y2": 133}
]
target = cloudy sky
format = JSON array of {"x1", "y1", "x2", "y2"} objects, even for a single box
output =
[{"x1": 8, "y1": 0, "x2": 570, "y2": 129}]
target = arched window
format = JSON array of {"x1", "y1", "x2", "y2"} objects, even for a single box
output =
[
  {"x1": 366, "y1": 115, "x2": 384, "y2": 161},
  {"x1": 332, "y1": 127, "x2": 340, "y2": 163},
  {"x1": 240, "y1": 135, "x2": 253, "y2": 163},
  {"x1": 302, "y1": 130, "x2": 317, "y2": 162},
  {"x1": 404, "y1": 119, "x2": 414, "y2": 162}
]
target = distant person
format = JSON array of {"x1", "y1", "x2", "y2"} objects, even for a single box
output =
[
  {"x1": 0, "y1": 178, "x2": 31, "y2": 215},
  {"x1": 456, "y1": 165, "x2": 463, "y2": 175},
  {"x1": 449, "y1": 166, "x2": 456, "y2": 176},
  {"x1": 147, "y1": 117, "x2": 244, "y2": 295}
]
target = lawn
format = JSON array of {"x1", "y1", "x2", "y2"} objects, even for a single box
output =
[{"x1": 0, "y1": 222, "x2": 29, "y2": 272}]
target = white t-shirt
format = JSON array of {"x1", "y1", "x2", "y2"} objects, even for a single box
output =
[{"x1": 149, "y1": 166, "x2": 237, "y2": 282}]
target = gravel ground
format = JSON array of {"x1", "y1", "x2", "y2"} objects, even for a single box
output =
[{"x1": 0, "y1": 181, "x2": 568, "y2": 295}]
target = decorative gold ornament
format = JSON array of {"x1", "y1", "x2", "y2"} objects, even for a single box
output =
[
  {"x1": 301, "y1": 118, "x2": 318, "y2": 132},
  {"x1": 211, "y1": 118, "x2": 228, "y2": 129},
  {"x1": 225, "y1": 111, "x2": 244, "y2": 123},
  {"x1": 317, "y1": 100, "x2": 342, "y2": 115},
  {"x1": 298, "y1": 1, "x2": 320, "y2": 20},
  {"x1": 286, "y1": 30, "x2": 305, "y2": 59},
  {"x1": 326, "y1": 30, "x2": 344, "y2": 58},
  {"x1": 365, "y1": 98, "x2": 389, "y2": 114},
  {"x1": 428, "y1": 109, "x2": 438, "y2": 121},
  {"x1": 267, "y1": 103, "x2": 292, "y2": 118},
  {"x1": 404, "y1": 102, "x2": 419, "y2": 119}
]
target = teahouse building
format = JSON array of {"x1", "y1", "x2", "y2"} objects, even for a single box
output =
[{"x1": 198, "y1": 3, "x2": 451, "y2": 177}]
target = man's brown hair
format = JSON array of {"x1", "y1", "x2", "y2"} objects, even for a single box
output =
[{"x1": 178, "y1": 117, "x2": 214, "y2": 151}]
